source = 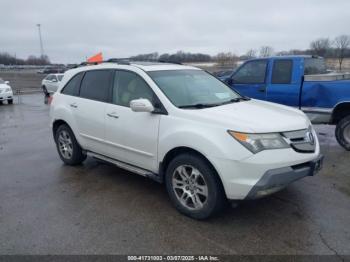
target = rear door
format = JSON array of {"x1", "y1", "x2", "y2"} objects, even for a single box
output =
[
  {"x1": 265, "y1": 59, "x2": 301, "y2": 107},
  {"x1": 229, "y1": 59, "x2": 268, "y2": 100},
  {"x1": 74, "y1": 69, "x2": 113, "y2": 155},
  {"x1": 104, "y1": 70, "x2": 161, "y2": 172}
]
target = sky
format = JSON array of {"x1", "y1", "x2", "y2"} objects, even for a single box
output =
[{"x1": 0, "y1": 0, "x2": 349, "y2": 63}]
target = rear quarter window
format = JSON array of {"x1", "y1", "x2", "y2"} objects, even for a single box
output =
[{"x1": 61, "y1": 72, "x2": 84, "y2": 96}]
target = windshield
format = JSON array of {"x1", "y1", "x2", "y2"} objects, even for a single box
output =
[
  {"x1": 0, "y1": 78, "x2": 4, "y2": 84},
  {"x1": 304, "y1": 58, "x2": 327, "y2": 75},
  {"x1": 148, "y1": 70, "x2": 241, "y2": 108},
  {"x1": 57, "y1": 75, "x2": 64, "y2": 81}
]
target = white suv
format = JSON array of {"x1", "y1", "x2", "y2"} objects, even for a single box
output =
[
  {"x1": 42, "y1": 74, "x2": 64, "y2": 95},
  {"x1": 0, "y1": 78, "x2": 13, "y2": 104},
  {"x1": 50, "y1": 61, "x2": 323, "y2": 219}
]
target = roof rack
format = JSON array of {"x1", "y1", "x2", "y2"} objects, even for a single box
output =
[{"x1": 77, "y1": 58, "x2": 183, "y2": 68}]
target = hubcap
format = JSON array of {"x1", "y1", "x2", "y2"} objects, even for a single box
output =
[
  {"x1": 344, "y1": 124, "x2": 350, "y2": 144},
  {"x1": 172, "y1": 165, "x2": 208, "y2": 210},
  {"x1": 58, "y1": 130, "x2": 73, "y2": 159}
]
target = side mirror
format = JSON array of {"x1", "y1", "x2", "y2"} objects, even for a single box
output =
[
  {"x1": 5, "y1": 81, "x2": 9, "y2": 85},
  {"x1": 225, "y1": 78, "x2": 233, "y2": 85},
  {"x1": 130, "y1": 98, "x2": 154, "y2": 113}
]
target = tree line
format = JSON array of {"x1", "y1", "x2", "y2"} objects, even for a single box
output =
[
  {"x1": 0, "y1": 53, "x2": 50, "y2": 66},
  {"x1": 1, "y1": 35, "x2": 349, "y2": 70}
]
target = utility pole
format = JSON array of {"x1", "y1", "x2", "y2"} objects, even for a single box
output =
[{"x1": 36, "y1": 24, "x2": 44, "y2": 58}]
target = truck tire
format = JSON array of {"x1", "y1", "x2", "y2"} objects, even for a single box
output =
[
  {"x1": 335, "y1": 115, "x2": 350, "y2": 151},
  {"x1": 54, "y1": 124, "x2": 87, "y2": 165},
  {"x1": 165, "y1": 153, "x2": 226, "y2": 219}
]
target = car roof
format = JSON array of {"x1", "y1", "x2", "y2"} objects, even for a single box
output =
[{"x1": 69, "y1": 62, "x2": 200, "y2": 73}]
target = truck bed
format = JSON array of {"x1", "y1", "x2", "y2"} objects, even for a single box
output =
[{"x1": 305, "y1": 72, "x2": 350, "y2": 82}]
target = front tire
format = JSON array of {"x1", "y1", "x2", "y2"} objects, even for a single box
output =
[
  {"x1": 54, "y1": 124, "x2": 87, "y2": 165},
  {"x1": 335, "y1": 115, "x2": 350, "y2": 151},
  {"x1": 8, "y1": 99, "x2": 13, "y2": 104},
  {"x1": 165, "y1": 153, "x2": 226, "y2": 219}
]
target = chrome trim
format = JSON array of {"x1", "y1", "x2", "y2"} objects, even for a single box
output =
[
  {"x1": 80, "y1": 133, "x2": 154, "y2": 157},
  {"x1": 87, "y1": 151, "x2": 152, "y2": 177},
  {"x1": 301, "y1": 107, "x2": 332, "y2": 114}
]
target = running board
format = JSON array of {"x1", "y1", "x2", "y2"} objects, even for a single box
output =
[{"x1": 86, "y1": 151, "x2": 162, "y2": 183}]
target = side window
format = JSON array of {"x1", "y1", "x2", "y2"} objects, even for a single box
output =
[
  {"x1": 232, "y1": 60, "x2": 267, "y2": 84},
  {"x1": 271, "y1": 60, "x2": 293, "y2": 84},
  {"x1": 61, "y1": 72, "x2": 84, "y2": 96},
  {"x1": 80, "y1": 70, "x2": 112, "y2": 102},
  {"x1": 46, "y1": 74, "x2": 53, "y2": 81},
  {"x1": 113, "y1": 70, "x2": 155, "y2": 107}
]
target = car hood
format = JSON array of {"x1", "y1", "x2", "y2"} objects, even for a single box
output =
[
  {"x1": 0, "y1": 84, "x2": 11, "y2": 90},
  {"x1": 181, "y1": 99, "x2": 310, "y2": 133}
]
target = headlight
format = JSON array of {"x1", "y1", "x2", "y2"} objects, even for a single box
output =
[{"x1": 228, "y1": 130, "x2": 289, "y2": 154}]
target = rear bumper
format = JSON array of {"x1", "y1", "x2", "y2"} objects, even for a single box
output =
[{"x1": 245, "y1": 154, "x2": 323, "y2": 199}]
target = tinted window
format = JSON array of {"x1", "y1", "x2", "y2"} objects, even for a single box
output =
[
  {"x1": 61, "y1": 72, "x2": 84, "y2": 96},
  {"x1": 272, "y1": 60, "x2": 293, "y2": 84},
  {"x1": 304, "y1": 58, "x2": 327, "y2": 75},
  {"x1": 80, "y1": 70, "x2": 112, "y2": 102},
  {"x1": 113, "y1": 71, "x2": 154, "y2": 107},
  {"x1": 233, "y1": 60, "x2": 267, "y2": 84}
]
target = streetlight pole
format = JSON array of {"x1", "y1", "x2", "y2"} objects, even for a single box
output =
[{"x1": 36, "y1": 24, "x2": 44, "y2": 58}]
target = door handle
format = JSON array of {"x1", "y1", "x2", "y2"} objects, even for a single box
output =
[
  {"x1": 258, "y1": 86, "x2": 266, "y2": 93},
  {"x1": 70, "y1": 103, "x2": 78, "y2": 108},
  {"x1": 107, "y1": 112, "x2": 119, "y2": 119}
]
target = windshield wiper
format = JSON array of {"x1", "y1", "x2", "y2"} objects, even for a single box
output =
[
  {"x1": 178, "y1": 97, "x2": 251, "y2": 109},
  {"x1": 178, "y1": 103, "x2": 220, "y2": 109},
  {"x1": 218, "y1": 96, "x2": 251, "y2": 106}
]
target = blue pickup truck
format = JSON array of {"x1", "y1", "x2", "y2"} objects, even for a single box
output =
[{"x1": 221, "y1": 55, "x2": 350, "y2": 150}]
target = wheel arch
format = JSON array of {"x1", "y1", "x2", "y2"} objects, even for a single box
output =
[
  {"x1": 159, "y1": 146, "x2": 225, "y2": 192},
  {"x1": 331, "y1": 102, "x2": 350, "y2": 124},
  {"x1": 52, "y1": 119, "x2": 70, "y2": 137}
]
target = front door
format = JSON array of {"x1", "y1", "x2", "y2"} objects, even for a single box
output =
[
  {"x1": 105, "y1": 70, "x2": 160, "y2": 172},
  {"x1": 229, "y1": 59, "x2": 268, "y2": 101}
]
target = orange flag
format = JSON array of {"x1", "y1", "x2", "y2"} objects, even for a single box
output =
[{"x1": 87, "y1": 52, "x2": 103, "y2": 63}]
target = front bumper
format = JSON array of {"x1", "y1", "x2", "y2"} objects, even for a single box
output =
[
  {"x1": 245, "y1": 154, "x2": 323, "y2": 199},
  {"x1": 208, "y1": 138, "x2": 322, "y2": 200},
  {"x1": 0, "y1": 91, "x2": 13, "y2": 101}
]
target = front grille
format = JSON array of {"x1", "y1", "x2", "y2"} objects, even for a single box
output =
[{"x1": 282, "y1": 128, "x2": 316, "y2": 153}]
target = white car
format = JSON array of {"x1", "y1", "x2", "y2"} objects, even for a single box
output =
[
  {"x1": 0, "y1": 78, "x2": 13, "y2": 104},
  {"x1": 41, "y1": 74, "x2": 64, "y2": 95},
  {"x1": 50, "y1": 61, "x2": 323, "y2": 219}
]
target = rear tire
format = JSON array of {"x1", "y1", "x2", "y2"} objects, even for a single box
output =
[
  {"x1": 335, "y1": 115, "x2": 350, "y2": 151},
  {"x1": 165, "y1": 153, "x2": 226, "y2": 219},
  {"x1": 54, "y1": 124, "x2": 87, "y2": 165},
  {"x1": 42, "y1": 85, "x2": 49, "y2": 96}
]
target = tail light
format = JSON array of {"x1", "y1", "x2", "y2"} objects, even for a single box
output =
[{"x1": 48, "y1": 95, "x2": 53, "y2": 105}]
